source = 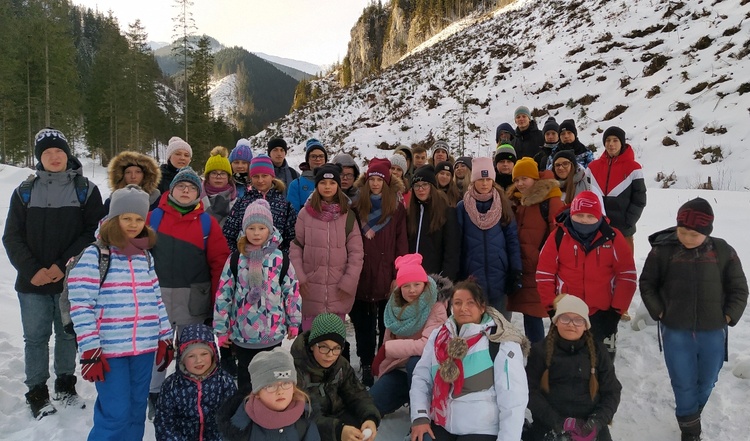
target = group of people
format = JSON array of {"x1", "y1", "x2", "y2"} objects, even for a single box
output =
[{"x1": 3, "y1": 111, "x2": 746, "y2": 441}]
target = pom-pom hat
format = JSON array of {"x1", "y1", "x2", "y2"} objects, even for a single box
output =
[
  {"x1": 230, "y1": 138, "x2": 254, "y2": 163},
  {"x1": 166, "y1": 136, "x2": 192, "y2": 160},
  {"x1": 242, "y1": 199, "x2": 274, "y2": 232}
]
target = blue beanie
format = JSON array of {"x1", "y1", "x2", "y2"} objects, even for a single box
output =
[
  {"x1": 305, "y1": 138, "x2": 327, "y2": 163},
  {"x1": 229, "y1": 138, "x2": 253, "y2": 163},
  {"x1": 170, "y1": 166, "x2": 202, "y2": 192}
]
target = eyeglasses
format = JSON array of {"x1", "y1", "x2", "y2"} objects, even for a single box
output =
[
  {"x1": 554, "y1": 161, "x2": 572, "y2": 169},
  {"x1": 308, "y1": 154, "x2": 325, "y2": 160},
  {"x1": 174, "y1": 183, "x2": 198, "y2": 192},
  {"x1": 263, "y1": 381, "x2": 294, "y2": 393},
  {"x1": 341, "y1": 173, "x2": 355, "y2": 180},
  {"x1": 557, "y1": 315, "x2": 587, "y2": 327},
  {"x1": 315, "y1": 343, "x2": 342, "y2": 355},
  {"x1": 209, "y1": 171, "x2": 228, "y2": 178},
  {"x1": 412, "y1": 182, "x2": 430, "y2": 190}
]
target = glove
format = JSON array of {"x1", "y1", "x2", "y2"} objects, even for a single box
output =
[
  {"x1": 563, "y1": 417, "x2": 599, "y2": 441},
  {"x1": 81, "y1": 348, "x2": 110, "y2": 382},
  {"x1": 505, "y1": 270, "x2": 523, "y2": 295},
  {"x1": 543, "y1": 430, "x2": 572, "y2": 441},
  {"x1": 155, "y1": 339, "x2": 174, "y2": 372}
]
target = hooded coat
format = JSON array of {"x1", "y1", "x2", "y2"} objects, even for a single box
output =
[
  {"x1": 513, "y1": 120, "x2": 545, "y2": 160},
  {"x1": 106, "y1": 151, "x2": 162, "y2": 212}
]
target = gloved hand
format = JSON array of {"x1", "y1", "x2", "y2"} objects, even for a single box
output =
[
  {"x1": 505, "y1": 270, "x2": 523, "y2": 295},
  {"x1": 563, "y1": 417, "x2": 600, "y2": 441},
  {"x1": 156, "y1": 339, "x2": 174, "y2": 372},
  {"x1": 81, "y1": 348, "x2": 110, "y2": 382},
  {"x1": 543, "y1": 430, "x2": 572, "y2": 441}
]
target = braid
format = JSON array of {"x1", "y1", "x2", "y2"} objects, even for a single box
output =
[
  {"x1": 540, "y1": 327, "x2": 558, "y2": 394},
  {"x1": 584, "y1": 330, "x2": 599, "y2": 400}
]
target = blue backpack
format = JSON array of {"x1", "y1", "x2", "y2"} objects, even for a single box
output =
[{"x1": 149, "y1": 207, "x2": 212, "y2": 248}]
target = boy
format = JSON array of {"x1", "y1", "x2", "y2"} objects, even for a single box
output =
[
  {"x1": 558, "y1": 119, "x2": 594, "y2": 168},
  {"x1": 453, "y1": 156, "x2": 472, "y2": 197},
  {"x1": 493, "y1": 144, "x2": 517, "y2": 191},
  {"x1": 288, "y1": 138, "x2": 327, "y2": 212},
  {"x1": 267, "y1": 137, "x2": 299, "y2": 192},
  {"x1": 431, "y1": 140, "x2": 451, "y2": 164},
  {"x1": 533, "y1": 116, "x2": 560, "y2": 171},
  {"x1": 412, "y1": 146, "x2": 428, "y2": 168},
  {"x1": 512, "y1": 106, "x2": 544, "y2": 159}
]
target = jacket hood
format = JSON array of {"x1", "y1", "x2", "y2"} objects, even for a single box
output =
[
  {"x1": 176, "y1": 323, "x2": 218, "y2": 377},
  {"x1": 108, "y1": 151, "x2": 162, "y2": 193},
  {"x1": 485, "y1": 307, "x2": 531, "y2": 358},
  {"x1": 507, "y1": 178, "x2": 561, "y2": 207},
  {"x1": 332, "y1": 153, "x2": 361, "y2": 179},
  {"x1": 647, "y1": 226, "x2": 679, "y2": 247},
  {"x1": 429, "y1": 273, "x2": 454, "y2": 304}
]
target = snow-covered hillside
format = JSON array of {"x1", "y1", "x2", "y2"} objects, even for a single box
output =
[
  {"x1": 209, "y1": 73, "x2": 239, "y2": 122},
  {"x1": 253, "y1": 52, "x2": 323, "y2": 76}
]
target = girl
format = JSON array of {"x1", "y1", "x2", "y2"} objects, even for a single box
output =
[
  {"x1": 229, "y1": 138, "x2": 253, "y2": 199},
  {"x1": 106, "y1": 150, "x2": 161, "y2": 214},
  {"x1": 218, "y1": 347, "x2": 321, "y2": 441},
  {"x1": 453, "y1": 156, "x2": 472, "y2": 198},
  {"x1": 435, "y1": 161, "x2": 461, "y2": 207},
  {"x1": 203, "y1": 146, "x2": 237, "y2": 227},
  {"x1": 214, "y1": 199, "x2": 301, "y2": 394},
  {"x1": 68, "y1": 185, "x2": 173, "y2": 440},
  {"x1": 332, "y1": 153, "x2": 361, "y2": 201},
  {"x1": 389, "y1": 154, "x2": 410, "y2": 206},
  {"x1": 507, "y1": 157, "x2": 566, "y2": 343},
  {"x1": 552, "y1": 150, "x2": 588, "y2": 204},
  {"x1": 456, "y1": 157, "x2": 521, "y2": 320},
  {"x1": 526, "y1": 295, "x2": 622, "y2": 441},
  {"x1": 158, "y1": 136, "x2": 192, "y2": 193},
  {"x1": 351, "y1": 157, "x2": 408, "y2": 386},
  {"x1": 369, "y1": 254, "x2": 449, "y2": 416},
  {"x1": 289, "y1": 164, "x2": 364, "y2": 331},
  {"x1": 407, "y1": 166, "x2": 460, "y2": 281}
]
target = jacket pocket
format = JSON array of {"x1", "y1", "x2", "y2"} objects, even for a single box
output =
[{"x1": 188, "y1": 282, "x2": 212, "y2": 317}]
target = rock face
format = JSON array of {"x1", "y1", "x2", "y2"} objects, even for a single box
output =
[{"x1": 346, "y1": 4, "x2": 389, "y2": 84}]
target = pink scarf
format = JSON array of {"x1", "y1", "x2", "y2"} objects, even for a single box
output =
[
  {"x1": 119, "y1": 237, "x2": 151, "y2": 257},
  {"x1": 305, "y1": 201, "x2": 341, "y2": 222},
  {"x1": 244, "y1": 394, "x2": 305, "y2": 430},
  {"x1": 462, "y1": 187, "x2": 503, "y2": 230}
]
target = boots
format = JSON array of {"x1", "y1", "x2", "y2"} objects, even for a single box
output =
[
  {"x1": 219, "y1": 346, "x2": 238, "y2": 379},
  {"x1": 25, "y1": 384, "x2": 57, "y2": 420},
  {"x1": 54, "y1": 374, "x2": 85, "y2": 409},
  {"x1": 677, "y1": 412, "x2": 701, "y2": 441},
  {"x1": 147, "y1": 392, "x2": 159, "y2": 421},
  {"x1": 361, "y1": 365, "x2": 374, "y2": 387}
]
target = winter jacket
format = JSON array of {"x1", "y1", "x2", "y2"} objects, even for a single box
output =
[
  {"x1": 216, "y1": 392, "x2": 321, "y2": 441},
  {"x1": 526, "y1": 335, "x2": 621, "y2": 440},
  {"x1": 536, "y1": 213, "x2": 637, "y2": 315},
  {"x1": 68, "y1": 245, "x2": 172, "y2": 356},
  {"x1": 158, "y1": 162, "x2": 180, "y2": 194},
  {"x1": 204, "y1": 187, "x2": 236, "y2": 228},
  {"x1": 507, "y1": 179, "x2": 566, "y2": 317},
  {"x1": 105, "y1": 151, "x2": 162, "y2": 213},
  {"x1": 456, "y1": 198, "x2": 522, "y2": 305},
  {"x1": 290, "y1": 206, "x2": 364, "y2": 318},
  {"x1": 639, "y1": 228, "x2": 748, "y2": 331},
  {"x1": 408, "y1": 199, "x2": 460, "y2": 281},
  {"x1": 149, "y1": 193, "x2": 230, "y2": 326},
  {"x1": 292, "y1": 332, "x2": 381, "y2": 441},
  {"x1": 558, "y1": 139, "x2": 594, "y2": 169},
  {"x1": 274, "y1": 159, "x2": 300, "y2": 194},
  {"x1": 287, "y1": 171, "x2": 315, "y2": 213},
  {"x1": 3, "y1": 159, "x2": 105, "y2": 295},
  {"x1": 409, "y1": 309, "x2": 529, "y2": 440},
  {"x1": 585, "y1": 144, "x2": 647, "y2": 237},
  {"x1": 214, "y1": 229, "x2": 302, "y2": 346},
  {"x1": 223, "y1": 182, "x2": 297, "y2": 253},
  {"x1": 513, "y1": 120, "x2": 544, "y2": 160},
  {"x1": 558, "y1": 165, "x2": 588, "y2": 204},
  {"x1": 155, "y1": 324, "x2": 238, "y2": 441},
  {"x1": 533, "y1": 144, "x2": 558, "y2": 172}
]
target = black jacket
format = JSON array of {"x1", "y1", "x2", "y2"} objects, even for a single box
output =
[
  {"x1": 514, "y1": 120, "x2": 545, "y2": 160},
  {"x1": 158, "y1": 162, "x2": 180, "y2": 194},
  {"x1": 408, "y1": 200, "x2": 460, "y2": 281}
]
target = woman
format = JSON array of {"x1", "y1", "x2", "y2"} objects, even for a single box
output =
[
  {"x1": 435, "y1": 161, "x2": 461, "y2": 207},
  {"x1": 203, "y1": 146, "x2": 237, "y2": 227},
  {"x1": 106, "y1": 150, "x2": 162, "y2": 213},
  {"x1": 526, "y1": 294, "x2": 622, "y2": 441},
  {"x1": 158, "y1": 136, "x2": 192, "y2": 193},
  {"x1": 552, "y1": 150, "x2": 587, "y2": 204},
  {"x1": 409, "y1": 279, "x2": 529, "y2": 441}
]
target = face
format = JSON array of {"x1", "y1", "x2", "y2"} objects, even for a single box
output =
[
  {"x1": 401, "y1": 281, "x2": 426, "y2": 303},
  {"x1": 251, "y1": 173, "x2": 274, "y2": 193},
  {"x1": 40, "y1": 147, "x2": 67, "y2": 172},
  {"x1": 232, "y1": 160, "x2": 249, "y2": 174},
  {"x1": 498, "y1": 131, "x2": 513, "y2": 143},
  {"x1": 433, "y1": 150, "x2": 448, "y2": 163},
  {"x1": 545, "y1": 130, "x2": 559, "y2": 144},
  {"x1": 454, "y1": 163, "x2": 469, "y2": 179},
  {"x1": 571, "y1": 212, "x2": 599, "y2": 225},
  {"x1": 183, "y1": 348, "x2": 213, "y2": 377},
  {"x1": 119, "y1": 213, "x2": 146, "y2": 239},
  {"x1": 497, "y1": 159, "x2": 514, "y2": 174},
  {"x1": 605, "y1": 136, "x2": 622, "y2": 157},
  {"x1": 123, "y1": 166, "x2": 144, "y2": 186},
  {"x1": 312, "y1": 339, "x2": 342, "y2": 368},
  {"x1": 413, "y1": 182, "x2": 431, "y2": 202},
  {"x1": 368, "y1": 176, "x2": 384, "y2": 195},
  {"x1": 207, "y1": 170, "x2": 229, "y2": 187},
  {"x1": 170, "y1": 149, "x2": 191, "y2": 168},
  {"x1": 553, "y1": 160, "x2": 573, "y2": 179},
  {"x1": 413, "y1": 152, "x2": 428, "y2": 167},
  {"x1": 515, "y1": 113, "x2": 530, "y2": 131},
  {"x1": 514, "y1": 176, "x2": 536, "y2": 194},
  {"x1": 269, "y1": 147, "x2": 286, "y2": 166},
  {"x1": 307, "y1": 150, "x2": 326, "y2": 169},
  {"x1": 555, "y1": 313, "x2": 587, "y2": 340},
  {"x1": 171, "y1": 182, "x2": 199, "y2": 204},
  {"x1": 256, "y1": 381, "x2": 294, "y2": 411},
  {"x1": 390, "y1": 166, "x2": 403, "y2": 181},
  {"x1": 245, "y1": 223, "x2": 270, "y2": 246},
  {"x1": 474, "y1": 177, "x2": 494, "y2": 194},
  {"x1": 676, "y1": 226, "x2": 707, "y2": 249},
  {"x1": 437, "y1": 170, "x2": 452, "y2": 187},
  {"x1": 340, "y1": 167, "x2": 356, "y2": 190},
  {"x1": 317, "y1": 179, "x2": 339, "y2": 201},
  {"x1": 451, "y1": 289, "x2": 486, "y2": 326}
]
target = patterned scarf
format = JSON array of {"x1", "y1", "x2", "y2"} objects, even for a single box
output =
[
  {"x1": 462, "y1": 187, "x2": 503, "y2": 230},
  {"x1": 204, "y1": 181, "x2": 237, "y2": 199},
  {"x1": 241, "y1": 238, "x2": 279, "y2": 305},
  {"x1": 233, "y1": 172, "x2": 248, "y2": 187},
  {"x1": 305, "y1": 201, "x2": 341, "y2": 222},
  {"x1": 244, "y1": 394, "x2": 305, "y2": 430},
  {"x1": 361, "y1": 194, "x2": 391, "y2": 236},
  {"x1": 383, "y1": 283, "x2": 437, "y2": 337}
]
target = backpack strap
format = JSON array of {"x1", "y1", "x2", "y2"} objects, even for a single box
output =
[
  {"x1": 229, "y1": 251, "x2": 240, "y2": 285},
  {"x1": 16, "y1": 175, "x2": 37, "y2": 206},
  {"x1": 149, "y1": 207, "x2": 165, "y2": 231},
  {"x1": 279, "y1": 251, "x2": 290, "y2": 283},
  {"x1": 345, "y1": 209, "x2": 357, "y2": 237},
  {"x1": 199, "y1": 212, "x2": 212, "y2": 249},
  {"x1": 73, "y1": 174, "x2": 91, "y2": 206},
  {"x1": 555, "y1": 226, "x2": 564, "y2": 250},
  {"x1": 95, "y1": 242, "x2": 111, "y2": 287},
  {"x1": 538, "y1": 200, "x2": 551, "y2": 251}
]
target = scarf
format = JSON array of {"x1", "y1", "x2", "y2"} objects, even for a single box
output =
[
  {"x1": 383, "y1": 283, "x2": 437, "y2": 337},
  {"x1": 361, "y1": 194, "x2": 391, "y2": 236},
  {"x1": 305, "y1": 201, "x2": 341, "y2": 222},
  {"x1": 241, "y1": 239, "x2": 279, "y2": 305},
  {"x1": 119, "y1": 237, "x2": 151, "y2": 258},
  {"x1": 167, "y1": 195, "x2": 199, "y2": 214},
  {"x1": 244, "y1": 394, "x2": 305, "y2": 430},
  {"x1": 204, "y1": 181, "x2": 237, "y2": 199},
  {"x1": 431, "y1": 324, "x2": 484, "y2": 426},
  {"x1": 233, "y1": 172, "x2": 248, "y2": 187},
  {"x1": 462, "y1": 187, "x2": 503, "y2": 230}
]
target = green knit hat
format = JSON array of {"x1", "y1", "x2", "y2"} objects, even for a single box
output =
[{"x1": 308, "y1": 313, "x2": 347, "y2": 348}]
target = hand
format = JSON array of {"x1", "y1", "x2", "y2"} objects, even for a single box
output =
[
  {"x1": 563, "y1": 417, "x2": 599, "y2": 441},
  {"x1": 411, "y1": 423, "x2": 435, "y2": 441},
  {"x1": 155, "y1": 339, "x2": 174, "y2": 372},
  {"x1": 81, "y1": 348, "x2": 110, "y2": 382},
  {"x1": 361, "y1": 420, "x2": 377, "y2": 440},
  {"x1": 505, "y1": 270, "x2": 523, "y2": 295},
  {"x1": 365, "y1": 230, "x2": 375, "y2": 240},
  {"x1": 217, "y1": 335, "x2": 231, "y2": 348},
  {"x1": 726, "y1": 314, "x2": 731, "y2": 324},
  {"x1": 30, "y1": 269, "x2": 53, "y2": 286},
  {"x1": 287, "y1": 328, "x2": 299, "y2": 340},
  {"x1": 299, "y1": 283, "x2": 310, "y2": 298},
  {"x1": 341, "y1": 425, "x2": 363, "y2": 441},
  {"x1": 46, "y1": 264, "x2": 64, "y2": 282}
]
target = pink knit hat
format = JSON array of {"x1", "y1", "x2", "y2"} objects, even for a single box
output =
[
  {"x1": 395, "y1": 253, "x2": 428, "y2": 287},
  {"x1": 471, "y1": 157, "x2": 496, "y2": 182}
]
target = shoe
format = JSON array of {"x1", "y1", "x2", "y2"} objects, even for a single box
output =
[
  {"x1": 26, "y1": 384, "x2": 57, "y2": 420},
  {"x1": 361, "y1": 365, "x2": 374, "y2": 387},
  {"x1": 147, "y1": 392, "x2": 159, "y2": 421},
  {"x1": 220, "y1": 355, "x2": 238, "y2": 379},
  {"x1": 53, "y1": 374, "x2": 85, "y2": 409}
]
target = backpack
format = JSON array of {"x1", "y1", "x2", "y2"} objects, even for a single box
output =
[
  {"x1": 292, "y1": 209, "x2": 358, "y2": 249},
  {"x1": 229, "y1": 250, "x2": 290, "y2": 286},
  {"x1": 149, "y1": 207, "x2": 212, "y2": 248},
  {"x1": 17, "y1": 174, "x2": 90, "y2": 207}
]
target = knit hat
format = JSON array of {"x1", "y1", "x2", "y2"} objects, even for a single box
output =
[
  {"x1": 366, "y1": 157, "x2": 391, "y2": 185},
  {"x1": 388, "y1": 154, "x2": 408, "y2": 174},
  {"x1": 412, "y1": 165, "x2": 437, "y2": 188},
  {"x1": 170, "y1": 166, "x2": 202, "y2": 191},
  {"x1": 229, "y1": 138, "x2": 254, "y2": 163},
  {"x1": 512, "y1": 157, "x2": 540, "y2": 181},
  {"x1": 247, "y1": 347, "x2": 297, "y2": 394},
  {"x1": 395, "y1": 253, "x2": 429, "y2": 287},
  {"x1": 166, "y1": 136, "x2": 192, "y2": 160},
  {"x1": 108, "y1": 184, "x2": 149, "y2": 220},
  {"x1": 570, "y1": 191, "x2": 603, "y2": 220},
  {"x1": 676, "y1": 197, "x2": 714, "y2": 236},
  {"x1": 181, "y1": 342, "x2": 214, "y2": 364},
  {"x1": 34, "y1": 127, "x2": 71, "y2": 161},
  {"x1": 242, "y1": 199, "x2": 274, "y2": 232},
  {"x1": 602, "y1": 126, "x2": 626, "y2": 149},
  {"x1": 267, "y1": 137, "x2": 288, "y2": 154},
  {"x1": 454, "y1": 156, "x2": 473, "y2": 170},
  {"x1": 435, "y1": 161, "x2": 453, "y2": 177},
  {"x1": 559, "y1": 119, "x2": 577, "y2": 137},
  {"x1": 552, "y1": 294, "x2": 591, "y2": 329},
  {"x1": 332, "y1": 153, "x2": 361, "y2": 180},
  {"x1": 204, "y1": 146, "x2": 232, "y2": 176},
  {"x1": 514, "y1": 106, "x2": 531, "y2": 118},
  {"x1": 495, "y1": 122, "x2": 515, "y2": 143},
  {"x1": 314, "y1": 163, "x2": 342, "y2": 187},
  {"x1": 305, "y1": 138, "x2": 327, "y2": 163},
  {"x1": 394, "y1": 145, "x2": 412, "y2": 163},
  {"x1": 308, "y1": 313, "x2": 347, "y2": 348},
  {"x1": 431, "y1": 140, "x2": 450, "y2": 158},
  {"x1": 552, "y1": 150, "x2": 578, "y2": 167},
  {"x1": 249, "y1": 154, "x2": 275, "y2": 177},
  {"x1": 494, "y1": 144, "x2": 517, "y2": 164},
  {"x1": 471, "y1": 157, "x2": 496, "y2": 182},
  {"x1": 542, "y1": 117, "x2": 560, "y2": 134}
]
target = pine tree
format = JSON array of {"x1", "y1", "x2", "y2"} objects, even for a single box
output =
[{"x1": 172, "y1": 0, "x2": 197, "y2": 141}]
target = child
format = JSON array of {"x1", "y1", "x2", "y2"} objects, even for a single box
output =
[
  {"x1": 533, "y1": 117, "x2": 560, "y2": 171},
  {"x1": 288, "y1": 139, "x2": 328, "y2": 212},
  {"x1": 552, "y1": 150, "x2": 588, "y2": 204},
  {"x1": 430, "y1": 140, "x2": 452, "y2": 165},
  {"x1": 557, "y1": 119, "x2": 593, "y2": 169},
  {"x1": 203, "y1": 146, "x2": 237, "y2": 227},
  {"x1": 369, "y1": 254, "x2": 449, "y2": 415},
  {"x1": 158, "y1": 136, "x2": 192, "y2": 193},
  {"x1": 229, "y1": 138, "x2": 254, "y2": 199},
  {"x1": 526, "y1": 295, "x2": 622, "y2": 441},
  {"x1": 513, "y1": 106, "x2": 544, "y2": 160},
  {"x1": 214, "y1": 199, "x2": 302, "y2": 394},
  {"x1": 267, "y1": 137, "x2": 300, "y2": 192},
  {"x1": 412, "y1": 145, "x2": 428, "y2": 168},
  {"x1": 333, "y1": 153, "x2": 362, "y2": 201},
  {"x1": 453, "y1": 156, "x2": 472, "y2": 197},
  {"x1": 218, "y1": 347, "x2": 321, "y2": 441},
  {"x1": 435, "y1": 161, "x2": 461, "y2": 207},
  {"x1": 106, "y1": 150, "x2": 162, "y2": 213},
  {"x1": 155, "y1": 323, "x2": 237, "y2": 441},
  {"x1": 67, "y1": 185, "x2": 172, "y2": 439},
  {"x1": 639, "y1": 198, "x2": 748, "y2": 441},
  {"x1": 292, "y1": 313, "x2": 380, "y2": 441},
  {"x1": 494, "y1": 144, "x2": 517, "y2": 191}
]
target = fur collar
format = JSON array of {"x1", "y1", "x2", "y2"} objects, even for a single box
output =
[
  {"x1": 507, "y1": 178, "x2": 562, "y2": 207},
  {"x1": 108, "y1": 151, "x2": 161, "y2": 193}
]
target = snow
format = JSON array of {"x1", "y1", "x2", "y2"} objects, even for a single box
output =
[
  {"x1": 209, "y1": 73, "x2": 239, "y2": 123},
  {"x1": 252, "y1": 52, "x2": 323, "y2": 76}
]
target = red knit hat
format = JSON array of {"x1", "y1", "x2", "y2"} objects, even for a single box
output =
[
  {"x1": 367, "y1": 157, "x2": 391, "y2": 185},
  {"x1": 570, "y1": 191, "x2": 603, "y2": 219},
  {"x1": 395, "y1": 253, "x2": 428, "y2": 287}
]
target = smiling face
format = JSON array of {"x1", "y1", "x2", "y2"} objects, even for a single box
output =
[
  {"x1": 451, "y1": 288, "x2": 486, "y2": 327},
  {"x1": 232, "y1": 160, "x2": 249, "y2": 174},
  {"x1": 40, "y1": 147, "x2": 67, "y2": 172},
  {"x1": 256, "y1": 382, "x2": 294, "y2": 411},
  {"x1": 123, "y1": 166, "x2": 144, "y2": 186},
  {"x1": 311, "y1": 339, "x2": 341, "y2": 369},
  {"x1": 553, "y1": 159, "x2": 573, "y2": 179},
  {"x1": 555, "y1": 313, "x2": 587, "y2": 340},
  {"x1": 454, "y1": 163, "x2": 469, "y2": 179},
  {"x1": 119, "y1": 213, "x2": 146, "y2": 239},
  {"x1": 251, "y1": 173, "x2": 274, "y2": 193},
  {"x1": 183, "y1": 347, "x2": 213, "y2": 377},
  {"x1": 169, "y1": 149, "x2": 191, "y2": 168},
  {"x1": 437, "y1": 170, "x2": 452, "y2": 187}
]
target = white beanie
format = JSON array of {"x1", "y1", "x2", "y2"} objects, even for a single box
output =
[
  {"x1": 166, "y1": 136, "x2": 192, "y2": 161},
  {"x1": 552, "y1": 294, "x2": 591, "y2": 329}
]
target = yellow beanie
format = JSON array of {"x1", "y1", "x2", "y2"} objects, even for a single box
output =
[
  {"x1": 512, "y1": 157, "x2": 540, "y2": 181},
  {"x1": 204, "y1": 146, "x2": 232, "y2": 175}
]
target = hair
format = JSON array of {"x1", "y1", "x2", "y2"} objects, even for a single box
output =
[
  {"x1": 392, "y1": 279, "x2": 430, "y2": 308},
  {"x1": 407, "y1": 185, "x2": 450, "y2": 236},
  {"x1": 540, "y1": 326, "x2": 599, "y2": 400},
  {"x1": 250, "y1": 385, "x2": 311, "y2": 409},
  {"x1": 554, "y1": 163, "x2": 578, "y2": 204},
  {"x1": 451, "y1": 278, "x2": 488, "y2": 309},
  {"x1": 412, "y1": 146, "x2": 427, "y2": 155},
  {"x1": 438, "y1": 180, "x2": 461, "y2": 207},
  {"x1": 475, "y1": 182, "x2": 515, "y2": 226},
  {"x1": 99, "y1": 215, "x2": 157, "y2": 249},
  {"x1": 310, "y1": 187, "x2": 349, "y2": 214},
  {"x1": 354, "y1": 177, "x2": 398, "y2": 223}
]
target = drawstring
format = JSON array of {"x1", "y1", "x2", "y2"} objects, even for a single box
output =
[
  {"x1": 657, "y1": 322, "x2": 663, "y2": 353},
  {"x1": 415, "y1": 204, "x2": 424, "y2": 253}
]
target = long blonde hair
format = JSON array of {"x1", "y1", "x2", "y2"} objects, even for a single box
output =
[{"x1": 99, "y1": 215, "x2": 157, "y2": 249}]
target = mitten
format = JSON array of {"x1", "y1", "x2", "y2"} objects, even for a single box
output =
[
  {"x1": 81, "y1": 348, "x2": 110, "y2": 382},
  {"x1": 564, "y1": 417, "x2": 599, "y2": 441},
  {"x1": 505, "y1": 270, "x2": 523, "y2": 295},
  {"x1": 155, "y1": 339, "x2": 174, "y2": 372}
]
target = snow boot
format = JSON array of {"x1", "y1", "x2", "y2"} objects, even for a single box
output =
[
  {"x1": 53, "y1": 374, "x2": 85, "y2": 409},
  {"x1": 677, "y1": 412, "x2": 701, "y2": 441},
  {"x1": 219, "y1": 346, "x2": 238, "y2": 378},
  {"x1": 26, "y1": 384, "x2": 57, "y2": 420},
  {"x1": 361, "y1": 365, "x2": 374, "y2": 387},
  {"x1": 147, "y1": 392, "x2": 159, "y2": 421}
]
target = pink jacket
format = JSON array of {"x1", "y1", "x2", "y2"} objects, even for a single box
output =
[{"x1": 378, "y1": 301, "x2": 447, "y2": 376}]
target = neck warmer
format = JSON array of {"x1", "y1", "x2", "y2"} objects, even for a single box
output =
[
  {"x1": 384, "y1": 282, "x2": 437, "y2": 337},
  {"x1": 167, "y1": 194, "x2": 199, "y2": 214},
  {"x1": 119, "y1": 237, "x2": 151, "y2": 257},
  {"x1": 568, "y1": 219, "x2": 603, "y2": 249},
  {"x1": 462, "y1": 187, "x2": 503, "y2": 230},
  {"x1": 233, "y1": 172, "x2": 248, "y2": 187},
  {"x1": 241, "y1": 238, "x2": 279, "y2": 306},
  {"x1": 305, "y1": 201, "x2": 341, "y2": 222},
  {"x1": 204, "y1": 181, "x2": 237, "y2": 199},
  {"x1": 245, "y1": 394, "x2": 305, "y2": 430},
  {"x1": 361, "y1": 194, "x2": 392, "y2": 236}
]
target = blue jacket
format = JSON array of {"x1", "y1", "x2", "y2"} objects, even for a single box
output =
[{"x1": 286, "y1": 172, "x2": 315, "y2": 213}]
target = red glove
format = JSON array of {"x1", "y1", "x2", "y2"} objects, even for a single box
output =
[
  {"x1": 81, "y1": 348, "x2": 110, "y2": 382},
  {"x1": 156, "y1": 339, "x2": 174, "y2": 372}
]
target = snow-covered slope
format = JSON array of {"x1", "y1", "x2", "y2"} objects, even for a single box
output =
[
  {"x1": 253, "y1": 52, "x2": 323, "y2": 76},
  {"x1": 209, "y1": 73, "x2": 239, "y2": 123}
]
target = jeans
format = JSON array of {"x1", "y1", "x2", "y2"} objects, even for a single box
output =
[
  {"x1": 370, "y1": 356, "x2": 420, "y2": 415},
  {"x1": 18, "y1": 292, "x2": 77, "y2": 388},
  {"x1": 523, "y1": 315, "x2": 545, "y2": 344},
  {"x1": 661, "y1": 324, "x2": 726, "y2": 417}
]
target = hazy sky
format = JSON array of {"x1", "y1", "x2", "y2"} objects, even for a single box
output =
[{"x1": 71, "y1": 0, "x2": 372, "y2": 66}]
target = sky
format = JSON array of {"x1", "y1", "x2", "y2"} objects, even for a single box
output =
[{"x1": 71, "y1": 0, "x2": 372, "y2": 66}]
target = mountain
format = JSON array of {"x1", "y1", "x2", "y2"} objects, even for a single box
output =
[
  {"x1": 153, "y1": 35, "x2": 225, "y2": 76},
  {"x1": 253, "y1": 52, "x2": 322, "y2": 77},
  {"x1": 147, "y1": 40, "x2": 170, "y2": 51}
]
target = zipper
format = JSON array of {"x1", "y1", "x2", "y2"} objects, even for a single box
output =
[
  {"x1": 129, "y1": 256, "x2": 138, "y2": 353},
  {"x1": 415, "y1": 204, "x2": 424, "y2": 254},
  {"x1": 504, "y1": 359, "x2": 510, "y2": 389},
  {"x1": 483, "y1": 229, "x2": 490, "y2": 288},
  {"x1": 197, "y1": 380, "x2": 204, "y2": 441},
  {"x1": 574, "y1": 244, "x2": 579, "y2": 267},
  {"x1": 325, "y1": 220, "x2": 330, "y2": 311}
]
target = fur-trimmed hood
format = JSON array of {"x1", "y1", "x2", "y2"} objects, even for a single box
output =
[
  {"x1": 354, "y1": 172, "x2": 406, "y2": 195},
  {"x1": 108, "y1": 151, "x2": 161, "y2": 194},
  {"x1": 507, "y1": 178, "x2": 562, "y2": 207},
  {"x1": 486, "y1": 306, "x2": 531, "y2": 358},
  {"x1": 430, "y1": 273, "x2": 454, "y2": 304}
]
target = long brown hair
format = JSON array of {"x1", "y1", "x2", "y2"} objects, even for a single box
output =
[
  {"x1": 309, "y1": 188, "x2": 349, "y2": 214},
  {"x1": 354, "y1": 176, "x2": 399, "y2": 223},
  {"x1": 439, "y1": 180, "x2": 461, "y2": 207},
  {"x1": 556, "y1": 168, "x2": 578, "y2": 203},
  {"x1": 407, "y1": 185, "x2": 450, "y2": 236},
  {"x1": 540, "y1": 326, "x2": 599, "y2": 400},
  {"x1": 487, "y1": 182, "x2": 515, "y2": 226},
  {"x1": 99, "y1": 215, "x2": 157, "y2": 249}
]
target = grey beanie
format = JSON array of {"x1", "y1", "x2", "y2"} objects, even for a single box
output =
[
  {"x1": 248, "y1": 347, "x2": 297, "y2": 393},
  {"x1": 389, "y1": 154, "x2": 408, "y2": 173},
  {"x1": 108, "y1": 184, "x2": 149, "y2": 220}
]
